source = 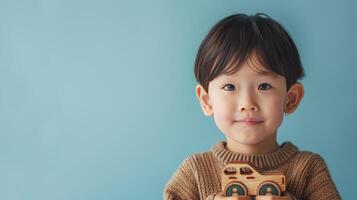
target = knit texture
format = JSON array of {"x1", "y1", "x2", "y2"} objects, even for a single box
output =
[{"x1": 163, "y1": 141, "x2": 341, "y2": 200}]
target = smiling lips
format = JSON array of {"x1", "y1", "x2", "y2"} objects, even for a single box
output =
[{"x1": 236, "y1": 117, "x2": 263, "y2": 125}]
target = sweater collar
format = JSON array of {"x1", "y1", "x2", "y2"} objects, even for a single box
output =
[{"x1": 211, "y1": 141, "x2": 298, "y2": 170}]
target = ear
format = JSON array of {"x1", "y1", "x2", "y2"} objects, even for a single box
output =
[
  {"x1": 284, "y1": 82, "x2": 304, "y2": 114},
  {"x1": 195, "y1": 84, "x2": 213, "y2": 116}
]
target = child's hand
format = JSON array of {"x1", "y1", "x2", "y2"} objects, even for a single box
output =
[
  {"x1": 255, "y1": 191, "x2": 294, "y2": 200},
  {"x1": 214, "y1": 192, "x2": 252, "y2": 200}
]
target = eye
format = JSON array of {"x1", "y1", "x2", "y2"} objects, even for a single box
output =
[
  {"x1": 222, "y1": 84, "x2": 235, "y2": 91},
  {"x1": 258, "y1": 83, "x2": 272, "y2": 90}
]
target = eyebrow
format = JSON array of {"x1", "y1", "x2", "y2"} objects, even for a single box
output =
[
  {"x1": 256, "y1": 70, "x2": 278, "y2": 78},
  {"x1": 221, "y1": 70, "x2": 279, "y2": 79}
]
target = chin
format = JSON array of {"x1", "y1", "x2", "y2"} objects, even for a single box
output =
[
  {"x1": 238, "y1": 139, "x2": 265, "y2": 146},
  {"x1": 229, "y1": 135, "x2": 266, "y2": 146}
]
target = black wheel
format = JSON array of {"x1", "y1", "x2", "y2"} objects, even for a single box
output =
[
  {"x1": 225, "y1": 182, "x2": 247, "y2": 196},
  {"x1": 257, "y1": 181, "x2": 281, "y2": 196}
]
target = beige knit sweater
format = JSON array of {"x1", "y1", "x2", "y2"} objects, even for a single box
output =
[{"x1": 163, "y1": 141, "x2": 341, "y2": 200}]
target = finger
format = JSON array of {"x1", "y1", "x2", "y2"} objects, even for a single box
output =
[
  {"x1": 238, "y1": 196, "x2": 252, "y2": 200},
  {"x1": 214, "y1": 193, "x2": 239, "y2": 200},
  {"x1": 226, "y1": 196, "x2": 239, "y2": 200},
  {"x1": 225, "y1": 195, "x2": 249, "y2": 200},
  {"x1": 214, "y1": 192, "x2": 228, "y2": 200},
  {"x1": 255, "y1": 196, "x2": 273, "y2": 200}
]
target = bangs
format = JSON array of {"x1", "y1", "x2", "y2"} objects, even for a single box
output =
[
  {"x1": 209, "y1": 14, "x2": 287, "y2": 80},
  {"x1": 194, "y1": 13, "x2": 304, "y2": 92}
]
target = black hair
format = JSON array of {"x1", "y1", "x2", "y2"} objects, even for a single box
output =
[{"x1": 194, "y1": 13, "x2": 305, "y2": 92}]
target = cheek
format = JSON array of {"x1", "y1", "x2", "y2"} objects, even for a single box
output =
[
  {"x1": 212, "y1": 97, "x2": 235, "y2": 117},
  {"x1": 263, "y1": 98, "x2": 285, "y2": 127},
  {"x1": 211, "y1": 98, "x2": 236, "y2": 125},
  {"x1": 272, "y1": 109, "x2": 285, "y2": 127}
]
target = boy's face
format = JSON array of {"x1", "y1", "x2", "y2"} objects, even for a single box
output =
[{"x1": 196, "y1": 58, "x2": 304, "y2": 149}]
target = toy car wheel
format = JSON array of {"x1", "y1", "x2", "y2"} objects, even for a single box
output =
[
  {"x1": 225, "y1": 182, "x2": 247, "y2": 196},
  {"x1": 257, "y1": 181, "x2": 281, "y2": 196}
]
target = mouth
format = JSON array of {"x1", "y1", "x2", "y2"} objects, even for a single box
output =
[
  {"x1": 235, "y1": 121, "x2": 263, "y2": 125},
  {"x1": 235, "y1": 117, "x2": 264, "y2": 125}
]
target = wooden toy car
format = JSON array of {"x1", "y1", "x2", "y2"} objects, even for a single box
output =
[{"x1": 221, "y1": 161, "x2": 286, "y2": 197}]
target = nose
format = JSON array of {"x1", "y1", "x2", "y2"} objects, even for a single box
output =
[
  {"x1": 238, "y1": 91, "x2": 259, "y2": 112},
  {"x1": 239, "y1": 104, "x2": 259, "y2": 112}
]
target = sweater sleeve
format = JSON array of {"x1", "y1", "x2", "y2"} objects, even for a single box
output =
[
  {"x1": 163, "y1": 157, "x2": 199, "y2": 200},
  {"x1": 302, "y1": 155, "x2": 341, "y2": 200}
]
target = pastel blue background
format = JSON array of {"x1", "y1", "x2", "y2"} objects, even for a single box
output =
[{"x1": 0, "y1": 0, "x2": 355, "y2": 199}]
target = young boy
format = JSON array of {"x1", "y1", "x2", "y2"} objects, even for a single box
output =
[{"x1": 163, "y1": 13, "x2": 341, "y2": 200}]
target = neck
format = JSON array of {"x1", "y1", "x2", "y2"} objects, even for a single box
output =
[
  {"x1": 226, "y1": 137, "x2": 280, "y2": 154},
  {"x1": 212, "y1": 140, "x2": 299, "y2": 170}
]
